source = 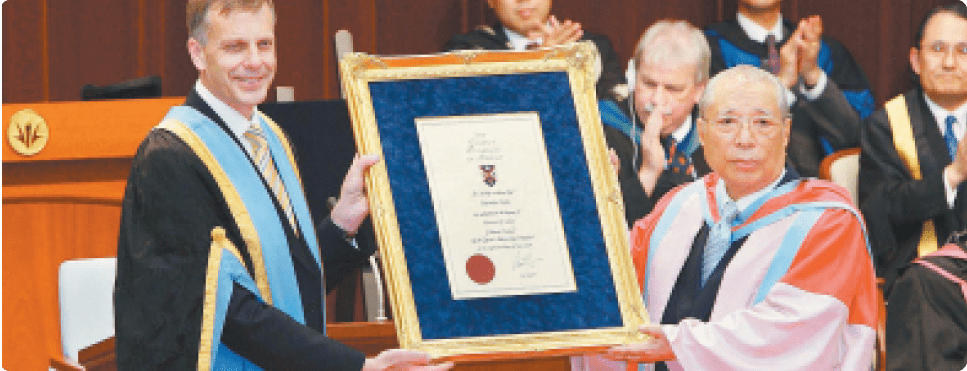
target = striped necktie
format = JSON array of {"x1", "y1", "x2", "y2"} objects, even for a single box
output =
[
  {"x1": 701, "y1": 200, "x2": 740, "y2": 287},
  {"x1": 766, "y1": 34, "x2": 780, "y2": 75},
  {"x1": 244, "y1": 123, "x2": 298, "y2": 232},
  {"x1": 945, "y1": 115, "x2": 959, "y2": 161}
]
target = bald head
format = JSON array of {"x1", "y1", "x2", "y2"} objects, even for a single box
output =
[{"x1": 699, "y1": 65, "x2": 788, "y2": 121}]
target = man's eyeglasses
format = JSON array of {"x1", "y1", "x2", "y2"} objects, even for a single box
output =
[
  {"x1": 702, "y1": 116, "x2": 783, "y2": 137},
  {"x1": 922, "y1": 41, "x2": 967, "y2": 61}
]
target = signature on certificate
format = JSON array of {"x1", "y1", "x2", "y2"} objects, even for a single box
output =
[{"x1": 512, "y1": 251, "x2": 544, "y2": 279}]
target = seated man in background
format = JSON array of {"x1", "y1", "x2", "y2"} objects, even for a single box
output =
[
  {"x1": 603, "y1": 20, "x2": 713, "y2": 226},
  {"x1": 705, "y1": 0, "x2": 875, "y2": 177},
  {"x1": 603, "y1": 65, "x2": 877, "y2": 370},
  {"x1": 443, "y1": 0, "x2": 625, "y2": 102},
  {"x1": 859, "y1": 1, "x2": 967, "y2": 295},
  {"x1": 886, "y1": 237, "x2": 967, "y2": 371}
]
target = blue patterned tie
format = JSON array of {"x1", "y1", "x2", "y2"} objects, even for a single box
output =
[
  {"x1": 702, "y1": 200, "x2": 740, "y2": 287},
  {"x1": 661, "y1": 135, "x2": 693, "y2": 175},
  {"x1": 945, "y1": 115, "x2": 959, "y2": 161}
]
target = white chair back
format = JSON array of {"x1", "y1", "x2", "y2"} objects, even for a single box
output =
[
  {"x1": 57, "y1": 257, "x2": 117, "y2": 361},
  {"x1": 829, "y1": 153, "x2": 860, "y2": 203}
]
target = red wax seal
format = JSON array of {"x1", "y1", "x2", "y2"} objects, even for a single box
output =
[{"x1": 466, "y1": 253, "x2": 496, "y2": 285}]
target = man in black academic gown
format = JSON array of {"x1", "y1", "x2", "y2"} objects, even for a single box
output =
[
  {"x1": 886, "y1": 240, "x2": 967, "y2": 371},
  {"x1": 603, "y1": 20, "x2": 712, "y2": 226},
  {"x1": 114, "y1": 1, "x2": 452, "y2": 370},
  {"x1": 442, "y1": 0, "x2": 626, "y2": 102},
  {"x1": 859, "y1": 1, "x2": 967, "y2": 296},
  {"x1": 860, "y1": 4, "x2": 967, "y2": 369},
  {"x1": 705, "y1": 0, "x2": 875, "y2": 177}
]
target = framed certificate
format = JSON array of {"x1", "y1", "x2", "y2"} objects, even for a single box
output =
[{"x1": 339, "y1": 42, "x2": 649, "y2": 360}]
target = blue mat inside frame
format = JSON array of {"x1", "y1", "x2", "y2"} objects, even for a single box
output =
[{"x1": 368, "y1": 71, "x2": 622, "y2": 340}]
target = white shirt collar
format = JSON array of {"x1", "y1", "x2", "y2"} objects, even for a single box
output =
[
  {"x1": 716, "y1": 168, "x2": 787, "y2": 212},
  {"x1": 737, "y1": 12, "x2": 783, "y2": 43},
  {"x1": 670, "y1": 114, "x2": 693, "y2": 143},
  {"x1": 194, "y1": 80, "x2": 261, "y2": 156},
  {"x1": 923, "y1": 93, "x2": 967, "y2": 138},
  {"x1": 503, "y1": 25, "x2": 541, "y2": 51}
]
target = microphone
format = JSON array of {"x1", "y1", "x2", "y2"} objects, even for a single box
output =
[
  {"x1": 369, "y1": 255, "x2": 388, "y2": 322},
  {"x1": 334, "y1": 30, "x2": 354, "y2": 99}
]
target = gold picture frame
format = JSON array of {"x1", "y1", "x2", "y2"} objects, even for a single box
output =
[{"x1": 339, "y1": 42, "x2": 649, "y2": 360}]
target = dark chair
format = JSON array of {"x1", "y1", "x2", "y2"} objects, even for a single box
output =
[{"x1": 81, "y1": 75, "x2": 161, "y2": 101}]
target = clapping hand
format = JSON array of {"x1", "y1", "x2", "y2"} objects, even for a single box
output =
[
  {"x1": 529, "y1": 15, "x2": 582, "y2": 48},
  {"x1": 637, "y1": 101, "x2": 669, "y2": 196}
]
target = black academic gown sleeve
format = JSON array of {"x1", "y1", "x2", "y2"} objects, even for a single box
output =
[
  {"x1": 115, "y1": 128, "x2": 370, "y2": 370},
  {"x1": 604, "y1": 124, "x2": 655, "y2": 225},
  {"x1": 885, "y1": 254, "x2": 967, "y2": 371},
  {"x1": 857, "y1": 90, "x2": 952, "y2": 293},
  {"x1": 788, "y1": 79, "x2": 862, "y2": 176}
]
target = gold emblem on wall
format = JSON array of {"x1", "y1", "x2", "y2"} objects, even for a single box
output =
[{"x1": 8, "y1": 109, "x2": 49, "y2": 156}]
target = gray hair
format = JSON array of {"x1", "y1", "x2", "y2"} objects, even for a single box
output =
[
  {"x1": 187, "y1": 0, "x2": 276, "y2": 45},
  {"x1": 698, "y1": 65, "x2": 790, "y2": 120},
  {"x1": 633, "y1": 20, "x2": 711, "y2": 84}
]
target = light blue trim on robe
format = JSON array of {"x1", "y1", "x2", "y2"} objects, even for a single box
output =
[
  {"x1": 644, "y1": 181, "x2": 706, "y2": 303},
  {"x1": 750, "y1": 201, "x2": 871, "y2": 304},
  {"x1": 163, "y1": 106, "x2": 321, "y2": 324},
  {"x1": 646, "y1": 178, "x2": 871, "y2": 307},
  {"x1": 208, "y1": 249, "x2": 264, "y2": 371}
]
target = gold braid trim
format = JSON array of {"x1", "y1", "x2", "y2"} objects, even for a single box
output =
[
  {"x1": 158, "y1": 120, "x2": 273, "y2": 302},
  {"x1": 885, "y1": 95, "x2": 938, "y2": 255},
  {"x1": 197, "y1": 228, "x2": 248, "y2": 371}
]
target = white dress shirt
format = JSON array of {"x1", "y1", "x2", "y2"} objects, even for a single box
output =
[{"x1": 924, "y1": 95, "x2": 967, "y2": 207}]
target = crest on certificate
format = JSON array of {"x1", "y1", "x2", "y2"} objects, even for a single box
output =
[{"x1": 480, "y1": 165, "x2": 496, "y2": 187}]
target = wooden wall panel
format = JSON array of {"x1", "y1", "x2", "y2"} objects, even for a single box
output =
[
  {"x1": 274, "y1": 0, "x2": 328, "y2": 101},
  {"x1": 326, "y1": 0, "x2": 378, "y2": 98},
  {"x1": 3, "y1": 0, "x2": 46, "y2": 103},
  {"x1": 6, "y1": 0, "x2": 951, "y2": 107},
  {"x1": 556, "y1": 0, "x2": 639, "y2": 72},
  {"x1": 376, "y1": 0, "x2": 465, "y2": 56},
  {"x1": 46, "y1": 0, "x2": 143, "y2": 101},
  {"x1": 3, "y1": 0, "x2": 960, "y2": 104},
  {"x1": 162, "y1": 0, "x2": 195, "y2": 98}
]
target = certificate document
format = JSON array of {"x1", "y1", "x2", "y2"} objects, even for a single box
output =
[{"x1": 415, "y1": 112, "x2": 578, "y2": 300}]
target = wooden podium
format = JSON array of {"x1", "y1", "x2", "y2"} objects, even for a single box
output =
[
  {"x1": 3, "y1": 98, "x2": 183, "y2": 371},
  {"x1": 2, "y1": 98, "x2": 571, "y2": 371}
]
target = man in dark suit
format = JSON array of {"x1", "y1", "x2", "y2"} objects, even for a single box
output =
[
  {"x1": 859, "y1": 1, "x2": 967, "y2": 296},
  {"x1": 705, "y1": 0, "x2": 875, "y2": 177},
  {"x1": 114, "y1": 1, "x2": 452, "y2": 370},
  {"x1": 882, "y1": 10, "x2": 967, "y2": 370},
  {"x1": 604, "y1": 20, "x2": 712, "y2": 226},
  {"x1": 442, "y1": 0, "x2": 625, "y2": 102}
]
